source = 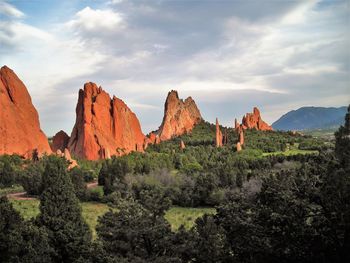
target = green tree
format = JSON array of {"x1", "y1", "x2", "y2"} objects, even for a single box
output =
[
  {"x1": 0, "y1": 196, "x2": 52, "y2": 263},
  {"x1": 37, "y1": 156, "x2": 92, "y2": 262},
  {"x1": 21, "y1": 162, "x2": 44, "y2": 195},
  {"x1": 69, "y1": 167, "x2": 88, "y2": 201},
  {"x1": 98, "y1": 157, "x2": 130, "y2": 195},
  {"x1": 191, "y1": 214, "x2": 232, "y2": 263},
  {"x1": 335, "y1": 104, "x2": 350, "y2": 168},
  {"x1": 97, "y1": 197, "x2": 173, "y2": 261},
  {"x1": 0, "y1": 160, "x2": 16, "y2": 187}
]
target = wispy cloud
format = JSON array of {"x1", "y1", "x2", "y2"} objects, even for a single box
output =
[
  {"x1": 0, "y1": 1, "x2": 24, "y2": 18},
  {"x1": 0, "y1": 0, "x2": 348, "y2": 135},
  {"x1": 66, "y1": 6, "x2": 124, "y2": 33}
]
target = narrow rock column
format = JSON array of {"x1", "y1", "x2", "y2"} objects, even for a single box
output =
[
  {"x1": 180, "y1": 140, "x2": 185, "y2": 150},
  {"x1": 216, "y1": 118, "x2": 223, "y2": 147}
]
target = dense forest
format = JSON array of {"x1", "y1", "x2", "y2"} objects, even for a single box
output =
[{"x1": 0, "y1": 106, "x2": 349, "y2": 262}]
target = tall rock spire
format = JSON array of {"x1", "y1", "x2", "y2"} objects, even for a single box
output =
[
  {"x1": 68, "y1": 82, "x2": 145, "y2": 160},
  {"x1": 216, "y1": 118, "x2": 223, "y2": 147},
  {"x1": 0, "y1": 66, "x2": 51, "y2": 157},
  {"x1": 241, "y1": 107, "x2": 272, "y2": 131},
  {"x1": 150, "y1": 90, "x2": 202, "y2": 142}
]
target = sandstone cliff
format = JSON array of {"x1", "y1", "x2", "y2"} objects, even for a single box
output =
[
  {"x1": 51, "y1": 130, "x2": 70, "y2": 152},
  {"x1": 216, "y1": 118, "x2": 223, "y2": 147},
  {"x1": 0, "y1": 66, "x2": 51, "y2": 157},
  {"x1": 68, "y1": 82, "x2": 145, "y2": 160},
  {"x1": 241, "y1": 107, "x2": 272, "y2": 131},
  {"x1": 154, "y1": 90, "x2": 202, "y2": 141}
]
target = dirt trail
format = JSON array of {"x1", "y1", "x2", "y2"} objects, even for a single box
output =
[
  {"x1": 7, "y1": 181, "x2": 99, "y2": 200},
  {"x1": 87, "y1": 181, "x2": 98, "y2": 189},
  {"x1": 6, "y1": 192, "x2": 35, "y2": 200}
]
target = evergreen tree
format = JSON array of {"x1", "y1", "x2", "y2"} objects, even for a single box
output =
[
  {"x1": 0, "y1": 160, "x2": 16, "y2": 186},
  {"x1": 96, "y1": 197, "x2": 173, "y2": 261},
  {"x1": 335, "y1": 104, "x2": 350, "y2": 168},
  {"x1": 37, "y1": 156, "x2": 92, "y2": 262},
  {"x1": 0, "y1": 196, "x2": 52, "y2": 263}
]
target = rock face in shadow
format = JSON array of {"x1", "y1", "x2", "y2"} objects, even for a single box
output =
[
  {"x1": 0, "y1": 66, "x2": 51, "y2": 157},
  {"x1": 241, "y1": 107, "x2": 272, "y2": 131},
  {"x1": 68, "y1": 82, "x2": 145, "y2": 160},
  {"x1": 51, "y1": 130, "x2": 70, "y2": 152},
  {"x1": 154, "y1": 90, "x2": 202, "y2": 141}
]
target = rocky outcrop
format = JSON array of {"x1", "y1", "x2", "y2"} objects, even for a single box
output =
[
  {"x1": 68, "y1": 82, "x2": 145, "y2": 160},
  {"x1": 236, "y1": 125, "x2": 244, "y2": 152},
  {"x1": 180, "y1": 140, "x2": 186, "y2": 150},
  {"x1": 51, "y1": 130, "x2": 70, "y2": 152},
  {"x1": 154, "y1": 90, "x2": 202, "y2": 141},
  {"x1": 0, "y1": 66, "x2": 51, "y2": 158},
  {"x1": 238, "y1": 126, "x2": 244, "y2": 145},
  {"x1": 56, "y1": 148, "x2": 78, "y2": 169},
  {"x1": 216, "y1": 118, "x2": 223, "y2": 147},
  {"x1": 64, "y1": 148, "x2": 78, "y2": 169},
  {"x1": 241, "y1": 107, "x2": 272, "y2": 131}
]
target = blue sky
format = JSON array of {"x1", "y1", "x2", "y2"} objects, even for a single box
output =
[{"x1": 1, "y1": 0, "x2": 349, "y2": 136}]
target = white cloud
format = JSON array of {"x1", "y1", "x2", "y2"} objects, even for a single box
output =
[
  {"x1": 281, "y1": 0, "x2": 318, "y2": 25},
  {"x1": 0, "y1": 1, "x2": 24, "y2": 18},
  {"x1": 1, "y1": 0, "x2": 348, "y2": 134},
  {"x1": 66, "y1": 6, "x2": 124, "y2": 32},
  {"x1": 0, "y1": 21, "x2": 53, "y2": 48}
]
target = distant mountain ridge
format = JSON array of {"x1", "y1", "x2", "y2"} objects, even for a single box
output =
[{"x1": 272, "y1": 106, "x2": 347, "y2": 131}]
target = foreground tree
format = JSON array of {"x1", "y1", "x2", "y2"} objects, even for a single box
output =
[
  {"x1": 37, "y1": 156, "x2": 92, "y2": 262},
  {"x1": 0, "y1": 196, "x2": 52, "y2": 263},
  {"x1": 96, "y1": 197, "x2": 176, "y2": 262}
]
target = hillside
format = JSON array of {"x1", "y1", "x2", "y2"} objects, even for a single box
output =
[{"x1": 272, "y1": 106, "x2": 347, "y2": 131}]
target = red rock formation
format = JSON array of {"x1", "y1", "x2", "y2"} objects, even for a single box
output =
[
  {"x1": 241, "y1": 107, "x2": 272, "y2": 131},
  {"x1": 180, "y1": 140, "x2": 186, "y2": 150},
  {"x1": 68, "y1": 82, "x2": 145, "y2": 160},
  {"x1": 236, "y1": 125, "x2": 244, "y2": 146},
  {"x1": 55, "y1": 148, "x2": 78, "y2": 169},
  {"x1": 51, "y1": 130, "x2": 70, "y2": 152},
  {"x1": 64, "y1": 148, "x2": 78, "y2": 169},
  {"x1": 239, "y1": 129, "x2": 244, "y2": 145},
  {"x1": 155, "y1": 90, "x2": 202, "y2": 141},
  {"x1": 216, "y1": 118, "x2": 223, "y2": 147},
  {"x1": 0, "y1": 66, "x2": 51, "y2": 157},
  {"x1": 147, "y1": 132, "x2": 161, "y2": 145}
]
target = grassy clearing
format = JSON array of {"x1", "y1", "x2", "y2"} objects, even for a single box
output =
[
  {"x1": 0, "y1": 185, "x2": 24, "y2": 196},
  {"x1": 81, "y1": 202, "x2": 111, "y2": 238},
  {"x1": 10, "y1": 199, "x2": 40, "y2": 220},
  {"x1": 165, "y1": 206, "x2": 216, "y2": 231},
  {"x1": 9, "y1": 199, "x2": 215, "y2": 236},
  {"x1": 262, "y1": 149, "x2": 318, "y2": 157}
]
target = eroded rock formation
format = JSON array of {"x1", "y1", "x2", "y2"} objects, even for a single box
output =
[
  {"x1": 180, "y1": 140, "x2": 186, "y2": 150},
  {"x1": 55, "y1": 148, "x2": 78, "y2": 169},
  {"x1": 68, "y1": 82, "x2": 145, "y2": 160},
  {"x1": 0, "y1": 66, "x2": 51, "y2": 157},
  {"x1": 216, "y1": 118, "x2": 223, "y2": 147},
  {"x1": 236, "y1": 125, "x2": 244, "y2": 151},
  {"x1": 236, "y1": 142, "x2": 242, "y2": 152},
  {"x1": 155, "y1": 90, "x2": 202, "y2": 141},
  {"x1": 51, "y1": 130, "x2": 70, "y2": 152},
  {"x1": 241, "y1": 107, "x2": 272, "y2": 131}
]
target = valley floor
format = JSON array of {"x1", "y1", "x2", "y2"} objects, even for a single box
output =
[{"x1": 9, "y1": 198, "x2": 215, "y2": 238}]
